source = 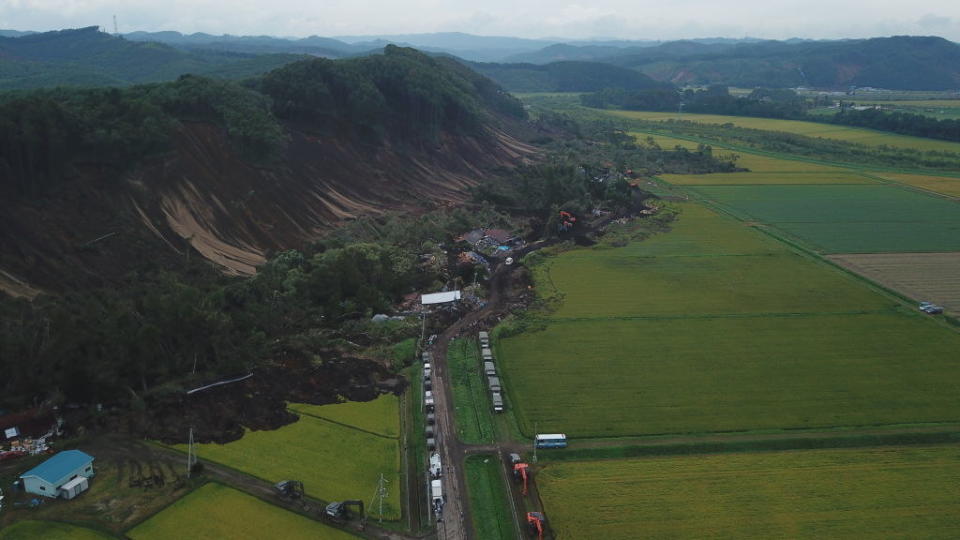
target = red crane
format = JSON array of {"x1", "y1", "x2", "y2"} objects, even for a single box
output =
[
  {"x1": 527, "y1": 511, "x2": 546, "y2": 540},
  {"x1": 513, "y1": 462, "x2": 530, "y2": 495}
]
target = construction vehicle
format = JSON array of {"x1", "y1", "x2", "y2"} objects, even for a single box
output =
[
  {"x1": 273, "y1": 480, "x2": 304, "y2": 499},
  {"x1": 513, "y1": 462, "x2": 530, "y2": 495},
  {"x1": 324, "y1": 500, "x2": 364, "y2": 521},
  {"x1": 527, "y1": 512, "x2": 547, "y2": 540},
  {"x1": 558, "y1": 210, "x2": 577, "y2": 232}
]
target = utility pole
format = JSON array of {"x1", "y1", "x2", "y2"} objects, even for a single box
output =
[
  {"x1": 186, "y1": 427, "x2": 196, "y2": 478},
  {"x1": 532, "y1": 421, "x2": 538, "y2": 464},
  {"x1": 112, "y1": 15, "x2": 119, "y2": 36}
]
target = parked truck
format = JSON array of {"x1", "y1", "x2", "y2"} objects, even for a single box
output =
[
  {"x1": 483, "y1": 361, "x2": 497, "y2": 376},
  {"x1": 431, "y1": 479, "x2": 444, "y2": 519},
  {"x1": 478, "y1": 331, "x2": 490, "y2": 348},
  {"x1": 481, "y1": 347, "x2": 494, "y2": 361},
  {"x1": 487, "y1": 375, "x2": 502, "y2": 392},
  {"x1": 491, "y1": 392, "x2": 504, "y2": 413}
]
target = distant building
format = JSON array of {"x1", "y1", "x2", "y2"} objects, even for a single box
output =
[{"x1": 20, "y1": 450, "x2": 95, "y2": 499}]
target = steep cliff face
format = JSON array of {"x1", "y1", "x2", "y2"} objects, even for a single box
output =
[
  {"x1": 0, "y1": 49, "x2": 538, "y2": 296},
  {"x1": 0, "y1": 120, "x2": 536, "y2": 295}
]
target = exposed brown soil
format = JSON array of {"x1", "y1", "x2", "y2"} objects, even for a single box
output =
[
  {"x1": 0, "y1": 120, "x2": 538, "y2": 293},
  {"x1": 95, "y1": 357, "x2": 405, "y2": 445}
]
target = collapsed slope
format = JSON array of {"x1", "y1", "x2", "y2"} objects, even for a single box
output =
[{"x1": 0, "y1": 46, "x2": 536, "y2": 294}]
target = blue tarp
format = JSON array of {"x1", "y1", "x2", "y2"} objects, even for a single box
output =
[{"x1": 20, "y1": 450, "x2": 93, "y2": 484}]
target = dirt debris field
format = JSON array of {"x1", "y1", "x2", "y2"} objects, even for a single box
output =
[{"x1": 828, "y1": 252, "x2": 960, "y2": 313}]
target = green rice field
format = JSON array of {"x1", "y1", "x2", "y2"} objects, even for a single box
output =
[
  {"x1": 128, "y1": 483, "x2": 355, "y2": 540},
  {"x1": 538, "y1": 445, "x2": 960, "y2": 539},
  {"x1": 288, "y1": 394, "x2": 400, "y2": 437},
  {"x1": 500, "y1": 313, "x2": 960, "y2": 437},
  {"x1": 612, "y1": 110, "x2": 960, "y2": 153},
  {"x1": 497, "y1": 203, "x2": 960, "y2": 438},
  {"x1": 0, "y1": 521, "x2": 116, "y2": 540},
  {"x1": 178, "y1": 401, "x2": 401, "y2": 519},
  {"x1": 691, "y1": 184, "x2": 960, "y2": 253}
]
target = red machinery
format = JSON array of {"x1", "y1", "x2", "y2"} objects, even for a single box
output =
[
  {"x1": 527, "y1": 512, "x2": 546, "y2": 540},
  {"x1": 558, "y1": 210, "x2": 577, "y2": 232},
  {"x1": 513, "y1": 462, "x2": 530, "y2": 495}
]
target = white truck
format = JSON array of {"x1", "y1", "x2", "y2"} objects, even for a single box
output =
[
  {"x1": 429, "y1": 452, "x2": 442, "y2": 479},
  {"x1": 487, "y1": 375, "x2": 502, "y2": 392},
  {"x1": 483, "y1": 361, "x2": 497, "y2": 376},
  {"x1": 431, "y1": 479, "x2": 444, "y2": 519},
  {"x1": 478, "y1": 331, "x2": 490, "y2": 348},
  {"x1": 425, "y1": 390, "x2": 435, "y2": 411},
  {"x1": 491, "y1": 392, "x2": 504, "y2": 413},
  {"x1": 481, "y1": 347, "x2": 494, "y2": 361}
]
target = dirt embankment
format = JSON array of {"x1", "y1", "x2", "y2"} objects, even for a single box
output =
[{"x1": 0, "y1": 120, "x2": 538, "y2": 294}]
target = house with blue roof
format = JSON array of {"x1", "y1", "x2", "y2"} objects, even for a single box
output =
[{"x1": 19, "y1": 449, "x2": 95, "y2": 499}]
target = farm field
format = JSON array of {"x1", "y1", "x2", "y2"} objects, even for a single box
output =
[
  {"x1": 448, "y1": 338, "x2": 496, "y2": 444},
  {"x1": 498, "y1": 202, "x2": 960, "y2": 438},
  {"x1": 609, "y1": 110, "x2": 960, "y2": 153},
  {"x1": 662, "y1": 171, "x2": 877, "y2": 185},
  {"x1": 537, "y1": 445, "x2": 960, "y2": 539},
  {"x1": 871, "y1": 172, "x2": 960, "y2": 198},
  {"x1": 464, "y1": 455, "x2": 514, "y2": 540},
  {"x1": 542, "y1": 252, "x2": 892, "y2": 319},
  {"x1": 289, "y1": 394, "x2": 400, "y2": 437},
  {"x1": 0, "y1": 521, "x2": 116, "y2": 540},
  {"x1": 499, "y1": 313, "x2": 960, "y2": 437},
  {"x1": 128, "y1": 483, "x2": 355, "y2": 540},
  {"x1": 828, "y1": 252, "x2": 960, "y2": 313},
  {"x1": 691, "y1": 184, "x2": 960, "y2": 253},
  {"x1": 178, "y1": 403, "x2": 401, "y2": 519}
]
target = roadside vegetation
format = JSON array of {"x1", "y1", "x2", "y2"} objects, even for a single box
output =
[
  {"x1": 464, "y1": 455, "x2": 514, "y2": 540},
  {"x1": 447, "y1": 339, "x2": 496, "y2": 444}
]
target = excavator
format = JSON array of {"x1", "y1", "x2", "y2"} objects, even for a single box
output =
[
  {"x1": 513, "y1": 462, "x2": 530, "y2": 496},
  {"x1": 325, "y1": 500, "x2": 364, "y2": 522},
  {"x1": 527, "y1": 511, "x2": 547, "y2": 540}
]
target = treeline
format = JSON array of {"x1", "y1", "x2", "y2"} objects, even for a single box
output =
[
  {"x1": 0, "y1": 45, "x2": 526, "y2": 200},
  {"x1": 0, "y1": 241, "x2": 428, "y2": 409},
  {"x1": 581, "y1": 86, "x2": 960, "y2": 143}
]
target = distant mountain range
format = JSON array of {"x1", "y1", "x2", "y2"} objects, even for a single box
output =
[
  {"x1": 0, "y1": 27, "x2": 306, "y2": 89},
  {"x1": 1, "y1": 27, "x2": 958, "y2": 91}
]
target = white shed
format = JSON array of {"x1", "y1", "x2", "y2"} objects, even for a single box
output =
[
  {"x1": 421, "y1": 291, "x2": 461, "y2": 305},
  {"x1": 19, "y1": 449, "x2": 95, "y2": 498}
]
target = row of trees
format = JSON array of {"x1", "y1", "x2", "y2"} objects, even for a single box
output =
[{"x1": 581, "y1": 85, "x2": 960, "y2": 143}]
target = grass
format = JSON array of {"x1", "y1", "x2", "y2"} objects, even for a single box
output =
[
  {"x1": 178, "y1": 406, "x2": 401, "y2": 519},
  {"x1": 872, "y1": 172, "x2": 960, "y2": 198},
  {"x1": 497, "y1": 202, "x2": 960, "y2": 438},
  {"x1": 0, "y1": 521, "x2": 117, "y2": 540},
  {"x1": 537, "y1": 445, "x2": 960, "y2": 539},
  {"x1": 464, "y1": 455, "x2": 514, "y2": 540},
  {"x1": 691, "y1": 184, "x2": 960, "y2": 253},
  {"x1": 127, "y1": 483, "x2": 355, "y2": 539},
  {"x1": 289, "y1": 394, "x2": 400, "y2": 437},
  {"x1": 611, "y1": 110, "x2": 960, "y2": 153},
  {"x1": 500, "y1": 313, "x2": 960, "y2": 438},
  {"x1": 662, "y1": 171, "x2": 878, "y2": 185},
  {"x1": 448, "y1": 338, "x2": 496, "y2": 444},
  {"x1": 541, "y1": 251, "x2": 893, "y2": 319}
]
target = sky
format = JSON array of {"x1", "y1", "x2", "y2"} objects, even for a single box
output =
[{"x1": 1, "y1": 0, "x2": 959, "y2": 41}]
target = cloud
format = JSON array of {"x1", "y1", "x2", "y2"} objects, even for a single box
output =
[{"x1": 0, "y1": 0, "x2": 958, "y2": 41}]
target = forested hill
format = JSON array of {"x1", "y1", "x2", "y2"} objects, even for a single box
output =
[
  {"x1": 0, "y1": 45, "x2": 534, "y2": 295},
  {"x1": 512, "y1": 36, "x2": 960, "y2": 91},
  {"x1": 0, "y1": 26, "x2": 306, "y2": 90},
  {"x1": 466, "y1": 60, "x2": 670, "y2": 92}
]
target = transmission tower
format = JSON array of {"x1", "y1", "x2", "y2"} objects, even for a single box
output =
[{"x1": 370, "y1": 473, "x2": 388, "y2": 523}]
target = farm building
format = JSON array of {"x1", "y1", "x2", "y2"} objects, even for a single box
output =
[
  {"x1": 19, "y1": 449, "x2": 95, "y2": 499},
  {"x1": 421, "y1": 291, "x2": 462, "y2": 305}
]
